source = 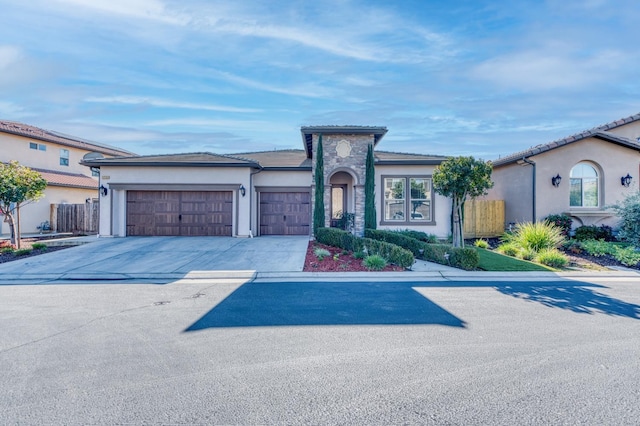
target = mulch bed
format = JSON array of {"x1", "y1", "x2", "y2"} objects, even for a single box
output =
[
  {"x1": 303, "y1": 242, "x2": 404, "y2": 272},
  {"x1": 0, "y1": 239, "x2": 72, "y2": 264}
]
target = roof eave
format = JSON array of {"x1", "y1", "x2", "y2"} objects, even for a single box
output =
[{"x1": 300, "y1": 126, "x2": 388, "y2": 158}]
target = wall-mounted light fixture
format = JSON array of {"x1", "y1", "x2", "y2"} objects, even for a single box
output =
[
  {"x1": 239, "y1": 184, "x2": 246, "y2": 197},
  {"x1": 551, "y1": 174, "x2": 562, "y2": 187},
  {"x1": 621, "y1": 173, "x2": 633, "y2": 187},
  {"x1": 99, "y1": 184, "x2": 108, "y2": 196}
]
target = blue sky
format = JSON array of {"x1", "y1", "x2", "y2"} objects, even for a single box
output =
[{"x1": 1, "y1": 0, "x2": 639, "y2": 158}]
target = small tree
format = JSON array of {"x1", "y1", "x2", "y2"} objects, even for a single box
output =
[
  {"x1": 364, "y1": 143, "x2": 376, "y2": 230},
  {"x1": 0, "y1": 161, "x2": 48, "y2": 248},
  {"x1": 313, "y1": 134, "x2": 325, "y2": 235},
  {"x1": 610, "y1": 191, "x2": 640, "y2": 247},
  {"x1": 433, "y1": 156, "x2": 493, "y2": 248}
]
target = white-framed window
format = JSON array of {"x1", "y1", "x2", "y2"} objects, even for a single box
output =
[
  {"x1": 382, "y1": 176, "x2": 433, "y2": 224},
  {"x1": 60, "y1": 149, "x2": 69, "y2": 166},
  {"x1": 570, "y1": 162, "x2": 598, "y2": 207},
  {"x1": 29, "y1": 142, "x2": 46, "y2": 151}
]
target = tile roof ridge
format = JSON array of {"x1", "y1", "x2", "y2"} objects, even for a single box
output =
[{"x1": 31, "y1": 167, "x2": 94, "y2": 178}]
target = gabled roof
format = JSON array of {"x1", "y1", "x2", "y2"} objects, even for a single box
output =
[
  {"x1": 493, "y1": 113, "x2": 640, "y2": 167},
  {"x1": 300, "y1": 125, "x2": 388, "y2": 158},
  {"x1": 0, "y1": 120, "x2": 135, "y2": 157},
  {"x1": 33, "y1": 167, "x2": 98, "y2": 189},
  {"x1": 81, "y1": 152, "x2": 260, "y2": 168}
]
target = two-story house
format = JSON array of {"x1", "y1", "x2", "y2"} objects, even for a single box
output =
[{"x1": 0, "y1": 120, "x2": 134, "y2": 236}]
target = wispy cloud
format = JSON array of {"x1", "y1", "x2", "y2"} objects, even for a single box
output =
[
  {"x1": 85, "y1": 96, "x2": 261, "y2": 113},
  {"x1": 54, "y1": 0, "x2": 190, "y2": 25}
]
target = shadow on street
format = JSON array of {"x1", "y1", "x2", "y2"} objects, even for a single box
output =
[
  {"x1": 186, "y1": 280, "x2": 640, "y2": 331},
  {"x1": 186, "y1": 281, "x2": 466, "y2": 330}
]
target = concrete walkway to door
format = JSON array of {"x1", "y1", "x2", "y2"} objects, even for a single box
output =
[{"x1": 0, "y1": 236, "x2": 309, "y2": 282}]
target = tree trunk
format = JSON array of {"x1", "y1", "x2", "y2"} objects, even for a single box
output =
[
  {"x1": 5, "y1": 212, "x2": 17, "y2": 248},
  {"x1": 452, "y1": 198, "x2": 462, "y2": 248},
  {"x1": 15, "y1": 204, "x2": 21, "y2": 249}
]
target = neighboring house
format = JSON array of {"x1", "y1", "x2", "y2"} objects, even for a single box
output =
[
  {"x1": 0, "y1": 121, "x2": 134, "y2": 235},
  {"x1": 82, "y1": 126, "x2": 452, "y2": 238},
  {"x1": 482, "y1": 113, "x2": 640, "y2": 230}
]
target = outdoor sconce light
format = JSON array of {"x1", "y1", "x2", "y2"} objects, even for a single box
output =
[
  {"x1": 239, "y1": 184, "x2": 246, "y2": 197},
  {"x1": 621, "y1": 173, "x2": 633, "y2": 187},
  {"x1": 551, "y1": 174, "x2": 562, "y2": 187},
  {"x1": 99, "y1": 185, "x2": 108, "y2": 196}
]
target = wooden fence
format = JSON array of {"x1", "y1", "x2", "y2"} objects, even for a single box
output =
[
  {"x1": 463, "y1": 199, "x2": 505, "y2": 238},
  {"x1": 51, "y1": 203, "x2": 99, "y2": 234}
]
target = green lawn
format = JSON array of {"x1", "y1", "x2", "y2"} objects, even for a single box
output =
[{"x1": 475, "y1": 248, "x2": 555, "y2": 271}]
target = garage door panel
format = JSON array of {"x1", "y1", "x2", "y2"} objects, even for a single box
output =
[
  {"x1": 127, "y1": 190, "x2": 233, "y2": 236},
  {"x1": 260, "y1": 192, "x2": 310, "y2": 235}
]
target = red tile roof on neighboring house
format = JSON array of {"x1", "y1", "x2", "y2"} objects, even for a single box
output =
[
  {"x1": 32, "y1": 167, "x2": 98, "y2": 189},
  {"x1": 493, "y1": 113, "x2": 640, "y2": 167},
  {"x1": 81, "y1": 152, "x2": 260, "y2": 167},
  {"x1": 0, "y1": 120, "x2": 135, "y2": 157}
]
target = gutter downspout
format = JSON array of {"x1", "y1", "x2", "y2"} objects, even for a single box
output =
[
  {"x1": 521, "y1": 157, "x2": 536, "y2": 222},
  {"x1": 249, "y1": 166, "x2": 263, "y2": 237}
]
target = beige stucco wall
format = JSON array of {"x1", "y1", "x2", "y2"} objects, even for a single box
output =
[
  {"x1": 607, "y1": 121, "x2": 640, "y2": 140},
  {"x1": 0, "y1": 132, "x2": 99, "y2": 176},
  {"x1": 98, "y1": 166, "x2": 252, "y2": 237},
  {"x1": 375, "y1": 164, "x2": 452, "y2": 239},
  {"x1": 485, "y1": 137, "x2": 640, "y2": 229},
  {"x1": 0, "y1": 186, "x2": 96, "y2": 236}
]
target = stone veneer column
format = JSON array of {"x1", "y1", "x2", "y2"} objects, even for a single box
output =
[{"x1": 311, "y1": 133, "x2": 375, "y2": 237}]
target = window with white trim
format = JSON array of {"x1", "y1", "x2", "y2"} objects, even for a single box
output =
[
  {"x1": 60, "y1": 149, "x2": 69, "y2": 166},
  {"x1": 570, "y1": 162, "x2": 598, "y2": 207},
  {"x1": 382, "y1": 176, "x2": 433, "y2": 224}
]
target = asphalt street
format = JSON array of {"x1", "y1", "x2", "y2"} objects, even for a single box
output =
[{"x1": 1, "y1": 276, "x2": 639, "y2": 425}]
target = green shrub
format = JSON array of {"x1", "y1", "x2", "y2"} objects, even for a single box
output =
[
  {"x1": 364, "y1": 228, "x2": 478, "y2": 270},
  {"x1": 313, "y1": 247, "x2": 331, "y2": 260},
  {"x1": 579, "y1": 239, "x2": 611, "y2": 257},
  {"x1": 1, "y1": 247, "x2": 14, "y2": 254},
  {"x1": 14, "y1": 248, "x2": 32, "y2": 256},
  {"x1": 474, "y1": 239, "x2": 489, "y2": 249},
  {"x1": 574, "y1": 225, "x2": 615, "y2": 242},
  {"x1": 502, "y1": 221, "x2": 565, "y2": 252},
  {"x1": 31, "y1": 243, "x2": 47, "y2": 250},
  {"x1": 448, "y1": 247, "x2": 479, "y2": 270},
  {"x1": 316, "y1": 227, "x2": 414, "y2": 268},
  {"x1": 395, "y1": 229, "x2": 438, "y2": 243},
  {"x1": 610, "y1": 191, "x2": 640, "y2": 247},
  {"x1": 497, "y1": 242, "x2": 520, "y2": 257},
  {"x1": 544, "y1": 214, "x2": 573, "y2": 237},
  {"x1": 612, "y1": 245, "x2": 640, "y2": 267},
  {"x1": 353, "y1": 250, "x2": 366, "y2": 259},
  {"x1": 535, "y1": 249, "x2": 568, "y2": 268},
  {"x1": 365, "y1": 229, "x2": 424, "y2": 256},
  {"x1": 363, "y1": 254, "x2": 387, "y2": 271},
  {"x1": 520, "y1": 247, "x2": 537, "y2": 261}
]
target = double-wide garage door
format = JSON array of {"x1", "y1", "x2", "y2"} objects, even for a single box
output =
[
  {"x1": 127, "y1": 191, "x2": 232, "y2": 236},
  {"x1": 259, "y1": 192, "x2": 310, "y2": 235}
]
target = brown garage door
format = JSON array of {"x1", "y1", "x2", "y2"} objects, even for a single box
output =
[
  {"x1": 127, "y1": 191, "x2": 232, "y2": 236},
  {"x1": 259, "y1": 192, "x2": 310, "y2": 235}
]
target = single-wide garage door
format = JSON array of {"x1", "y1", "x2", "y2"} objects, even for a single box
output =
[
  {"x1": 259, "y1": 192, "x2": 310, "y2": 235},
  {"x1": 127, "y1": 191, "x2": 232, "y2": 236}
]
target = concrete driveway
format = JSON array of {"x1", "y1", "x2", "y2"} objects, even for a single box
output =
[{"x1": 0, "y1": 236, "x2": 309, "y2": 281}]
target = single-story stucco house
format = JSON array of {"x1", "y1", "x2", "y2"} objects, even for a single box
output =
[
  {"x1": 82, "y1": 126, "x2": 452, "y2": 238},
  {"x1": 482, "y1": 113, "x2": 640, "y2": 230}
]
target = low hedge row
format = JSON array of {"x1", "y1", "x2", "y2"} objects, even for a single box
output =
[
  {"x1": 315, "y1": 228, "x2": 414, "y2": 269},
  {"x1": 365, "y1": 229, "x2": 479, "y2": 270}
]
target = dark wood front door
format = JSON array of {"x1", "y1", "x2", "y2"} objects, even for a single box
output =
[
  {"x1": 126, "y1": 191, "x2": 232, "y2": 236},
  {"x1": 259, "y1": 192, "x2": 310, "y2": 235}
]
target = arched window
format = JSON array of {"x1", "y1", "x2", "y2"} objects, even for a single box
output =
[{"x1": 570, "y1": 162, "x2": 599, "y2": 207}]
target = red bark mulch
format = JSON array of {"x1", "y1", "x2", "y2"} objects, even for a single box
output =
[
  {"x1": 303, "y1": 242, "x2": 404, "y2": 272},
  {"x1": 0, "y1": 239, "x2": 72, "y2": 264}
]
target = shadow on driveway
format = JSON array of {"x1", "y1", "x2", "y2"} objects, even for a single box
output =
[{"x1": 186, "y1": 280, "x2": 640, "y2": 331}]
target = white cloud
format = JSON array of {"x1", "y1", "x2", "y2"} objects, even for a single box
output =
[
  {"x1": 54, "y1": 0, "x2": 190, "y2": 25},
  {"x1": 471, "y1": 47, "x2": 626, "y2": 91},
  {"x1": 0, "y1": 45, "x2": 22, "y2": 70},
  {"x1": 85, "y1": 95, "x2": 261, "y2": 113}
]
